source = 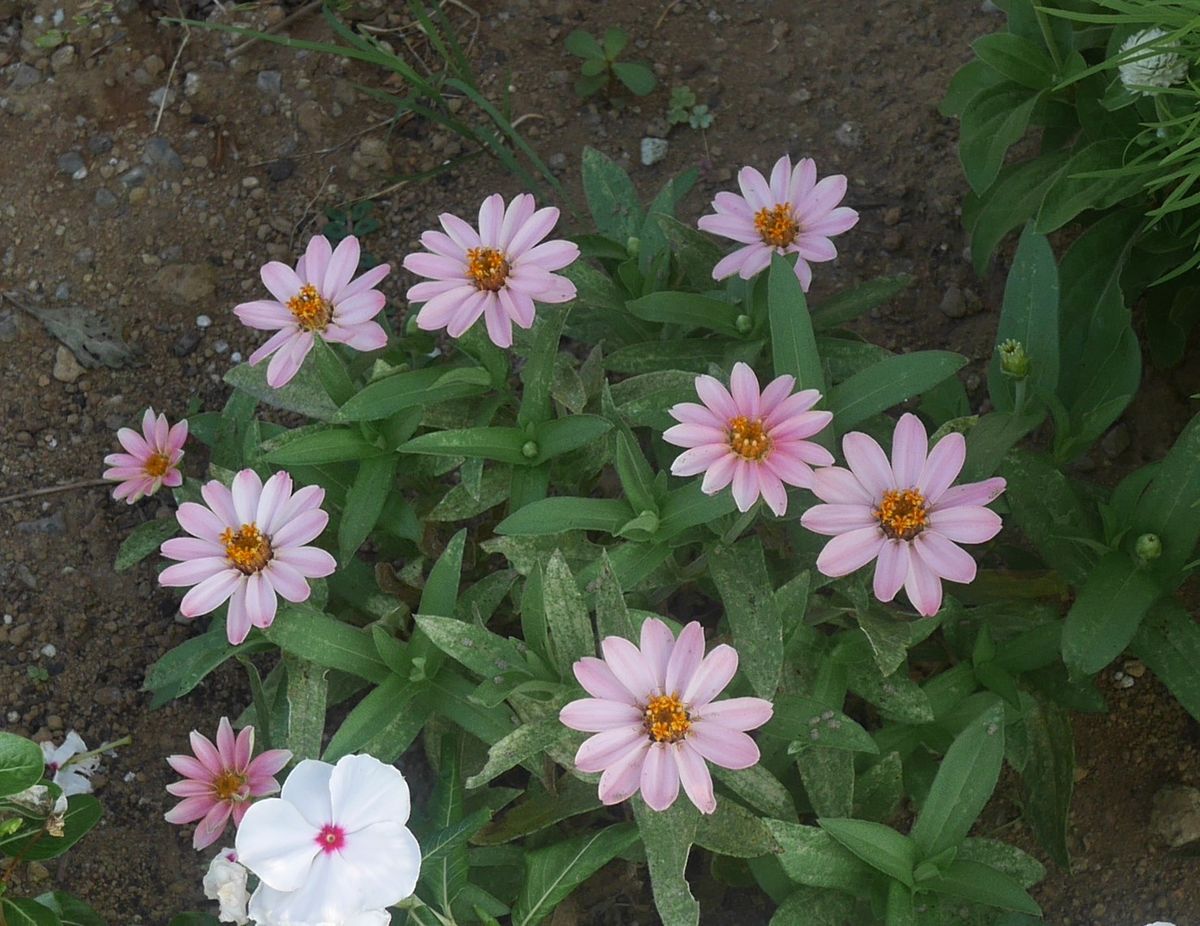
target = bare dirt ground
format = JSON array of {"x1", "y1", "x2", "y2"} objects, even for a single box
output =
[{"x1": 0, "y1": 0, "x2": 1197, "y2": 922}]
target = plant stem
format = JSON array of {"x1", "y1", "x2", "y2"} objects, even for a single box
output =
[
  {"x1": 1034, "y1": 7, "x2": 1065, "y2": 74},
  {"x1": 721, "y1": 504, "x2": 759, "y2": 546}
]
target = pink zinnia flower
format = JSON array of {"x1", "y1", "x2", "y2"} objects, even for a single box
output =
[
  {"x1": 697, "y1": 154, "x2": 858, "y2": 290},
  {"x1": 402, "y1": 192, "x2": 578, "y2": 348},
  {"x1": 165, "y1": 717, "x2": 292, "y2": 851},
  {"x1": 102, "y1": 407, "x2": 187, "y2": 504},
  {"x1": 235, "y1": 234, "x2": 390, "y2": 388},
  {"x1": 559, "y1": 619, "x2": 773, "y2": 815},
  {"x1": 159, "y1": 469, "x2": 337, "y2": 645},
  {"x1": 800, "y1": 414, "x2": 1006, "y2": 616},
  {"x1": 663, "y1": 362, "x2": 834, "y2": 516}
]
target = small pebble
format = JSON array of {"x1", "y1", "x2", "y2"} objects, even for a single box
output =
[
  {"x1": 40, "y1": 644, "x2": 57, "y2": 658},
  {"x1": 195, "y1": 314, "x2": 212, "y2": 329}
]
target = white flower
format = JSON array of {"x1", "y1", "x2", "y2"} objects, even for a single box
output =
[
  {"x1": 235, "y1": 754, "x2": 421, "y2": 926},
  {"x1": 204, "y1": 849, "x2": 251, "y2": 925},
  {"x1": 41, "y1": 731, "x2": 99, "y2": 796},
  {"x1": 1118, "y1": 27, "x2": 1188, "y2": 94}
]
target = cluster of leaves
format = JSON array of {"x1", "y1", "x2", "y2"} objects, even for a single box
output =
[
  {"x1": 324, "y1": 201, "x2": 385, "y2": 270},
  {"x1": 667, "y1": 86, "x2": 714, "y2": 131},
  {"x1": 0, "y1": 733, "x2": 106, "y2": 926},
  {"x1": 565, "y1": 28, "x2": 657, "y2": 101},
  {"x1": 944, "y1": 0, "x2": 1200, "y2": 365}
]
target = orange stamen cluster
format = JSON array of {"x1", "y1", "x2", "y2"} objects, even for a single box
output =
[
  {"x1": 144, "y1": 452, "x2": 171, "y2": 477},
  {"x1": 287, "y1": 284, "x2": 332, "y2": 331},
  {"x1": 728, "y1": 416, "x2": 772, "y2": 462},
  {"x1": 644, "y1": 694, "x2": 691, "y2": 743},
  {"x1": 466, "y1": 247, "x2": 510, "y2": 292},
  {"x1": 221, "y1": 523, "x2": 272, "y2": 574},
  {"x1": 211, "y1": 769, "x2": 248, "y2": 802},
  {"x1": 754, "y1": 203, "x2": 799, "y2": 248},
  {"x1": 875, "y1": 488, "x2": 928, "y2": 541}
]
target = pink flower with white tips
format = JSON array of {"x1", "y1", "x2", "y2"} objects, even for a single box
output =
[
  {"x1": 165, "y1": 718, "x2": 291, "y2": 851},
  {"x1": 697, "y1": 154, "x2": 858, "y2": 291},
  {"x1": 664, "y1": 362, "x2": 834, "y2": 515},
  {"x1": 402, "y1": 192, "x2": 579, "y2": 348},
  {"x1": 800, "y1": 413, "x2": 1006, "y2": 616},
  {"x1": 559, "y1": 619, "x2": 773, "y2": 815},
  {"x1": 235, "y1": 755, "x2": 421, "y2": 925},
  {"x1": 158, "y1": 469, "x2": 337, "y2": 645},
  {"x1": 102, "y1": 407, "x2": 187, "y2": 504},
  {"x1": 235, "y1": 234, "x2": 390, "y2": 388}
]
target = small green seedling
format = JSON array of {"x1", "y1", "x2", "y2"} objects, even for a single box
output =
[
  {"x1": 324, "y1": 201, "x2": 383, "y2": 269},
  {"x1": 565, "y1": 28, "x2": 657, "y2": 100},
  {"x1": 667, "y1": 86, "x2": 714, "y2": 130}
]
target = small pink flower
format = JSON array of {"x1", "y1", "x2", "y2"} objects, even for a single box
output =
[
  {"x1": 697, "y1": 154, "x2": 858, "y2": 291},
  {"x1": 402, "y1": 192, "x2": 578, "y2": 348},
  {"x1": 800, "y1": 414, "x2": 1006, "y2": 616},
  {"x1": 664, "y1": 362, "x2": 834, "y2": 515},
  {"x1": 165, "y1": 717, "x2": 291, "y2": 851},
  {"x1": 102, "y1": 407, "x2": 187, "y2": 504},
  {"x1": 235, "y1": 234, "x2": 390, "y2": 388},
  {"x1": 159, "y1": 469, "x2": 337, "y2": 645},
  {"x1": 559, "y1": 619, "x2": 773, "y2": 815}
]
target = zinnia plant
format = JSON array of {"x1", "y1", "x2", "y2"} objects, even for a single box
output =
[{"x1": 102, "y1": 407, "x2": 187, "y2": 504}]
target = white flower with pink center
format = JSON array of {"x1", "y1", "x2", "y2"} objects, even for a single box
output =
[
  {"x1": 697, "y1": 154, "x2": 858, "y2": 290},
  {"x1": 41, "y1": 731, "x2": 99, "y2": 797},
  {"x1": 559, "y1": 619, "x2": 774, "y2": 815},
  {"x1": 235, "y1": 234, "x2": 390, "y2": 388},
  {"x1": 158, "y1": 469, "x2": 337, "y2": 646},
  {"x1": 800, "y1": 413, "x2": 1006, "y2": 616},
  {"x1": 235, "y1": 755, "x2": 421, "y2": 926},
  {"x1": 663, "y1": 362, "x2": 834, "y2": 515},
  {"x1": 402, "y1": 192, "x2": 579, "y2": 348},
  {"x1": 102, "y1": 407, "x2": 187, "y2": 504}
]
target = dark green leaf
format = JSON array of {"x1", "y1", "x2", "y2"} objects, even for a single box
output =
[
  {"x1": 1061, "y1": 551, "x2": 1160, "y2": 675},
  {"x1": 511, "y1": 824, "x2": 639, "y2": 926},
  {"x1": 828, "y1": 351, "x2": 966, "y2": 435},
  {"x1": 0, "y1": 733, "x2": 45, "y2": 798},
  {"x1": 709, "y1": 538, "x2": 783, "y2": 698},
  {"x1": 768, "y1": 253, "x2": 824, "y2": 393},
  {"x1": 114, "y1": 517, "x2": 179, "y2": 572}
]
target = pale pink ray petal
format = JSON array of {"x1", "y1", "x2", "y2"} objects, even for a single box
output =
[
  {"x1": 682, "y1": 644, "x2": 737, "y2": 707},
  {"x1": 408, "y1": 278, "x2": 468, "y2": 302},
  {"x1": 736, "y1": 245, "x2": 774, "y2": 280},
  {"x1": 519, "y1": 240, "x2": 580, "y2": 271},
  {"x1": 402, "y1": 252, "x2": 466, "y2": 281},
  {"x1": 235, "y1": 725, "x2": 255, "y2": 770},
  {"x1": 762, "y1": 449, "x2": 819, "y2": 488},
  {"x1": 164, "y1": 795, "x2": 214, "y2": 825},
  {"x1": 640, "y1": 743, "x2": 681, "y2": 811},
  {"x1": 669, "y1": 401, "x2": 726, "y2": 429},
  {"x1": 801, "y1": 504, "x2": 877, "y2": 536},
  {"x1": 263, "y1": 560, "x2": 313, "y2": 603},
  {"x1": 890, "y1": 414, "x2": 929, "y2": 488},
  {"x1": 248, "y1": 327, "x2": 298, "y2": 367},
  {"x1": 166, "y1": 755, "x2": 212, "y2": 781},
  {"x1": 713, "y1": 191, "x2": 755, "y2": 219},
  {"x1": 574, "y1": 726, "x2": 646, "y2": 774},
  {"x1": 701, "y1": 454, "x2": 737, "y2": 494},
  {"x1": 189, "y1": 731, "x2": 223, "y2": 775},
  {"x1": 933, "y1": 477, "x2": 1007, "y2": 511},
  {"x1": 768, "y1": 154, "x2": 792, "y2": 202},
  {"x1": 764, "y1": 389, "x2": 823, "y2": 426},
  {"x1": 758, "y1": 374, "x2": 796, "y2": 415},
  {"x1": 794, "y1": 235, "x2": 837, "y2": 263},
  {"x1": 694, "y1": 697, "x2": 773, "y2": 731},
  {"x1": 843, "y1": 432, "x2": 895, "y2": 497},
  {"x1": 694, "y1": 374, "x2": 738, "y2": 420},
  {"x1": 918, "y1": 432, "x2": 967, "y2": 502},
  {"x1": 201, "y1": 481, "x2": 240, "y2": 531},
  {"x1": 419, "y1": 229, "x2": 465, "y2": 259},
  {"x1": 789, "y1": 157, "x2": 818, "y2": 202},
  {"x1": 640, "y1": 619, "x2": 676, "y2": 690},
  {"x1": 811, "y1": 465, "x2": 874, "y2": 505},
  {"x1": 601, "y1": 636, "x2": 658, "y2": 700},
  {"x1": 675, "y1": 744, "x2": 716, "y2": 814},
  {"x1": 792, "y1": 256, "x2": 813, "y2": 291},
  {"x1": 231, "y1": 469, "x2": 264, "y2": 525},
  {"x1": 560, "y1": 700, "x2": 644, "y2": 732},
  {"x1": 498, "y1": 192, "x2": 535, "y2": 249},
  {"x1": 273, "y1": 545, "x2": 336, "y2": 577},
  {"x1": 506, "y1": 206, "x2": 561, "y2": 257},
  {"x1": 730, "y1": 460, "x2": 760, "y2": 512},
  {"x1": 736, "y1": 165, "x2": 773, "y2": 211},
  {"x1": 665, "y1": 622, "x2": 705, "y2": 696},
  {"x1": 597, "y1": 740, "x2": 650, "y2": 805},
  {"x1": 271, "y1": 509, "x2": 329, "y2": 550},
  {"x1": 333, "y1": 290, "x2": 386, "y2": 325},
  {"x1": 160, "y1": 537, "x2": 225, "y2": 561},
  {"x1": 414, "y1": 286, "x2": 479, "y2": 330},
  {"x1": 756, "y1": 468, "x2": 789, "y2": 516},
  {"x1": 443, "y1": 290, "x2": 489, "y2": 339},
  {"x1": 805, "y1": 206, "x2": 859, "y2": 237},
  {"x1": 804, "y1": 174, "x2": 850, "y2": 217},
  {"x1": 903, "y1": 551, "x2": 943, "y2": 617},
  {"x1": 303, "y1": 235, "x2": 333, "y2": 288},
  {"x1": 914, "y1": 532, "x2": 978, "y2": 584},
  {"x1": 499, "y1": 287, "x2": 536, "y2": 329},
  {"x1": 265, "y1": 330, "x2": 314, "y2": 388},
  {"x1": 225, "y1": 582, "x2": 253, "y2": 645},
  {"x1": 477, "y1": 193, "x2": 505, "y2": 246},
  {"x1": 160, "y1": 558, "x2": 232, "y2": 588},
  {"x1": 663, "y1": 423, "x2": 727, "y2": 448},
  {"x1": 261, "y1": 262, "x2": 303, "y2": 304},
  {"x1": 179, "y1": 570, "x2": 242, "y2": 618},
  {"x1": 712, "y1": 246, "x2": 760, "y2": 281},
  {"x1": 873, "y1": 540, "x2": 910, "y2": 603},
  {"x1": 215, "y1": 718, "x2": 237, "y2": 766},
  {"x1": 696, "y1": 213, "x2": 761, "y2": 244},
  {"x1": 116, "y1": 427, "x2": 150, "y2": 457},
  {"x1": 573, "y1": 657, "x2": 637, "y2": 704},
  {"x1": 687, "y1": 723, "x2": 760, "y2": 770},
  {"x1": 815, "y1": 527, "x2": 885, "y2": 577},
  {"x1": 728, "y1": 362, "x2": 761, "y2": 417},
  {"x1": 671, "y1": 443, "x2": 730, "y2": 477},
  {"x1": 323, "y1": 235, "x2": 361, "y2": 301},
  {"x1": 338, "y1": 262, "x2": 390, "y2": 300},
  {"x1": 438, "y1": 212, "x2": 482, "y2": 251},
  {"x1": 482, "y1": 296, "x2": 513, "y2": 348},
  {"x1": 926, "y1": 508, "x2": 1002, "y2": 544}
]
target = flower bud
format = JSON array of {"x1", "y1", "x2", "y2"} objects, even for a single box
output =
[
  {"x1": 735, "y1": 314, "x2": 753, "y2": 334},
  {"x1": 1135, "y1": 532, "x2": 1162, "y2": 564},
  {"x1": 521, "y1": 440, "x2": 540, "y2": 459},
  {"x1": 626, "y1": 236, "x2": 641, "y2": 257},
  {"x1": 998, "y1": 339, "x2": 1030, "y2": 379}
]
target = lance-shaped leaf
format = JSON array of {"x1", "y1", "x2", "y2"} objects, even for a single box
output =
[
  {"x1": 634, "y1": 800, "x2": 700, "y2": 926},
  {"x1": 709, "y1": 538, "x2": 783, "y2": 698}
]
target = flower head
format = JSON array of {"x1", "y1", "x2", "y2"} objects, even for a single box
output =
[
  {"x1": 102, "y1": 408, "x2": 187, "y2": 504},
  {"x1": 402, "y1": 193, "x2": 579, "y2": 348},
  {"x1": 1118, "y1": 27, "x2": 1188, "y2": 95},
  {"x1": 204, "y1": 848, "x2": 251, "y2": 925},
  {"x1": 697, "y1": 155, "x2": 858, "y2": 290},
  {"x1": 165, "y1": 718, "x2": 291, "y2": 851},
  {"x1": 800, "y1": 414, "x2": 1006, "y2": 616},
  {"x1": 664, "y1": 362, "x2": 833, "y2": 515},
  {"x1": 235, "y1": 234, "x2": 390, "y2": 388},
  {"x1": 559, "y1": 619, "x2": 773, "y2": 815},
  {"x1": 41, "y1": 731, "x2": 99, "y2": 797},
  {"x1": 235, "y1": 755, "x2": 421, "y2": 925},
  {"x1": 159, "y1": 469, "x2": 337, "y2": 645}
]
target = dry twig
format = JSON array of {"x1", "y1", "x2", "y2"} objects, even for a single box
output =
[
  {"x1": 225, "y1": 0, "x2": 323, "y2": 60},
  {"x1": 0, "y1": 479, "x2": 110, "y2": 506}
]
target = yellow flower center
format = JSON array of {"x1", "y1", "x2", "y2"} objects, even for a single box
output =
[
  {"x1": 211, "y1": 769, "x2": 248, "y2": 802},
  {"x1": 754, "y1": 203, "x2": 799, "y2": 248},
  {"x1": 287, "y1": 284, "x2": 332, "y2": 331},
  {"x1": 875, "y1": 488, "x2": 928, "y2": 541},
  {"x1": 144, "y1": 452, "x2": 171, "y2": 478},
  {"x1": 728, "y1": 416, "x2": 772, "y2": 462},
  {"x1": 221, "y1": 523, "x2": 272, "y2": 574},
  {"x1": 466, "y1": 247, "x2": 510, "y2": 292},
  {"x1": 644, "y1": 693, "x2": 691, "y2": 743}
]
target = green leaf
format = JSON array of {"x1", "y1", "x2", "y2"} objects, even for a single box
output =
[
  {"x1": 971, "y1": 33, "x2": 1055, "y2": 89},
  {"x1": 709, "y1": 538, "x2": 783, "y2": 698},
  {"x1": 466, "y1": 719, "x2": 566, "y2": 789},
  {"x1": 783, "y1": 696, "x2": 879, "y2": 755},
  {"x1": 1133, "y1": 599, "x2": 1200, "y2": 725},
  {"x1": 336, "y1": 366, "x2": 491, "y2": 421},
  {"x1": 542, "y1": 552, "x2": 596, "y2": 676},
  {"x1": 32, "y1": 893, "x2": 106, "y2": 926},
  {"x1": 770, "y1": 887, "x2": 860, "y2": 926},
  {"x1": 476, "y1": 775, "x2": 602, "y2": 845},
  {"x1": 601, "y1": 27, "x2": 628, "y2": 58},
  {"x1": 262, "y1": 425, "x2": 382, "y2": 465},
  {"x1": 694, "y1": 799, "x2": 781, "y2": 858},
  {"x1": 0, "y1": 794, "x2": 102, "y2": 860},
  {"x1": 958, "y1": 84, "x2": 1040, "y2": 193},
  {"x1": 811, "y1": 275, "x2": 913, "y2": 330},
  {"x1": 634, "y1": 801, "x2": 700, "y2": 926},
  {"x1": 658, "y1": 215, "x2": 725, "y2": 289},
  {"x1": 323, "y1": 676, "x2": 430, "y2": 762},
  {"x1": 511, "y1": 823, "x2": 639, "y2": 926},
  {"x1": 114, "y1": 517, "x2": 179, "y2": 572},
  {"x1": 797, "y1": 747, "x2": 855, "y2": 817},
  {"x1": 284, "y1": 655, "x2": 327, "y2": 761},
  {"x1": 613, "y1": 426, "x2": 658, "y2": 515},
  {"x1": 626, "y1": 292, "x2": 742, "y2": 336},
  {"x1": 581, "y1": 146, "x2": 643, "y2": 243},
  {"x1": 611, "y1": 371, "x2": 697, "y2": 430},
  {"x1": 768, "y1": 253, "x2": 824, "y2": 393},
  {"x1": 519, "y1": 306, "x2": 569, "y2": 428},
  {"x1": 711, "y1": 765, "x2": 796, "y2": 821},
  {"x1": 428, "y1": 466, "x2": 511, "y2": 522},
  {"x1": 763, "y1": 821, "x2": 874, "y2": 891},
  {"x1": 533, "y1": 415, "x2": 612, "y2": 462},
  {"x1": 225, "y1": 359, "x2": 339, "y2": 421},
  {"x1": 496, "y1": 497, "x2": 634, "y2": 536},
  {"x1": 613, "y1": 60, "x2": 656, "y2": 95},
  {"x1": 968, "y1": 153, "x2": 1071, "y2": 275},
  {"x1": 854, "y1": 752, "x2": 904, "y2": 822},
  {"x1": 564, "y1": 29, "x2": 603, "y2": 58},
  {"x1": 263, "y1": 605, "x2": 389, "y2": 683},
  {"x1": 421, "y1": 730, "x2": 469, "y2": 914},
  {"x1": 0, "y1": 732, "x2": 46, "y2": 798},
  {"x1": 142, "y1": 622, "x2": 251, "y2": 709},
  {"x1": 658, "y1": 481, "x2": 737, "y2": 538},
  {"x1": 1034, "y1": 138, "x2": 1141, "y2": 234},
  {"x1": 960, "y1": 411, "x2": 1044, "y2": 483},
  {"x1": 828, "y1": 351, "x2": 966, "y2": 435},
  {"x1": 592, "y1": 553, "x2": 636, "y2": 641},
  {"x1": 1061, "y1": 551, "x2": 1160, "y2": 676},
  {"x1": 400, "y1": 427, "x2": 529, "y2": 465},
  {"x1": 923, "y1": 859, "x2": 1041, "y2": 915},
  {"x1": 337, "y1": 454, "x2": 397, "y2": 562},
  {"x1": 1133, "y1": 411, "x2": 1200, "y2": 578},
  {"x1": 414, "y1": 614, "x2": 530, "y2": 682},
  {"x1": 310, "y1": 336, "x2": 355, "y2": 406},
  {"x1": 911, "y1": 704, "x2": 1005, "y2": 858},
  {"x1": 940, "y1": 59, "x2": 1005, "y2": 117},
  {"x1": 421, "y1": 529, "x2": 466, "y2": 619},
  {"x1": 1, "y1": 899, "x2": 60, "y2": 926}
]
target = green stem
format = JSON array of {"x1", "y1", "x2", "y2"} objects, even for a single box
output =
[
  {"x1": 721, "y1": 503, "x2": 759, "y2": 546},
  {"x1": 63, "y1": 735, "x2": 133, "y2": 768},
  {"x1": 1034, "y1": 7, "x2": 1064, "y2": 74},
  {"x1": 1013, "y1": 378, "x2": 1028, "y2": 418}
]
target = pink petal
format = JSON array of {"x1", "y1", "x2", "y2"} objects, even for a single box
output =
[
  {"x1": 694, "y1": 375, "x2": 738, "y2": 421},
  {"x1": 803, "y1": 174, "x2": 849, "y2": 217},
  {"x1": 873, "y1": 539, "x2": 910, "y2": 603},
  {"x1": 712, "y1": 245, "x2": 764, "y2": 281},
  {"x1": 640, "y1": 743, "x2": 681, "y2": 811},
  {"x1": 506, "y1": 206, "x2": 560, "y2": 257},
  {"x1": 261, "y1": 262, "x2": 303, "y2": 304},
  {"x1": 669, "y1": 401, "x2": 726, "y2": 429},
  {"x1": 800, "y1": 503, "x2": 876, "y2": 537},
  {"x1": 519, "y1": 240, "x2": 580, "y2": 272},
  {"x1": 671, "y1": 444, "x2": 732, "y2": 478},
  {"x1": 574, "y1": 726, "x2": 647, "y2": 773},
  {"x1": 303, "y1": 235, "x2": 333, "y2": 289},
  {"x1": 226, "y1": 583, "x2": 252, "y2": 645},
  {"x1": 333, "y1": 290, "x2": 386, "y2": 325},
  {"x1": 418, "y1": 229, "x2": 465, "y2": 259},
  {"x1": 730, "y1": 460, "x2": 761, "y2": 512},
  {"x1": 560, "y1": 699, "x2": 644, "y2": 732},
  {"x1": 815, "y1": 527, "x2": 885, "y2": 577},
  {"x1": 438, "y1": 212, "x2": 482, "y2": 251},
  {"x1": 189, "y1": 731, "x2": 224, "y2": 776},
  {"x1": 664, "y1": 622, "x2": 705, "y2": 696},
  {"x1": 231, "y1": 469, "x2": 263, "y2": 525},
  {"x1": 788, "y1": 158, "x2": 817, "y2": 202},
  {"x1": 682, "y1": 645, "x2": 737, "y2": 707},
  {"x1": 265, "y1": 331, "x2": 314, "y2": 388},
  {"x1": 736, "y1": 165, "x2": 773, "y2": 211},
  {"x1": 193, "y1": 801, "x2": 233, "y2": 851},
  {"x1": 272, "y1": 509, "x2": 328, "y2": 549},
  {"x1": 414, "y1": 286, "x2": 479, "y2": 330},
  {"x1": 499, "y1": 287, "x2": 535, "y2": 329},
  {"x1": 166, "y1": 779, "x2": 213, "y2": 798},
  {"x1": 903, "y1": 551, "x2": 943, "y2": 617},
  {"x1": 805, "y1": 206, "x2": 859, "y2": 237},
  {"x1": 505, "y1": 267, "x2": 575, "y2": 303},
  {"x1": 176, "y1": 501, "x2": 226, "y2": 543},
  {"x1": 160, "y1": 557, "x2": 231, "y2": 590},
  {"x1": 793, "y1": 234, "x2": 837, "y2": 263},
  {"x1": 663, "y1": 423, "x2": 727, "y2": 449},
  {"x1": 728, "y1": 363, "x2": 761, "y2": 417},
  {"x1": 697, "y1": 213, "x2": 760, "y2": 244},
  {"x1": 263, "y1": 560, "x2": 313, "y2": 603},
  {"x1": 324, "y1": 235, "x2": 361, "y2": 301},
  {"x1": 890, "y1": 414, "x2": 928, "y2": 488},
  {"x1": 273, "y1": 545, "x2": 336, "y2": 577},
  {"x1": 164, "y1": 795, "x2": 216, "y2": 825},
  {"x1": 843, "y1": 432, "x2": 895, "y2": 498},
  {"x1": 235, "y1": 299, "x2": 293, "y2": 330},
  {"x1": 407, "y1": 278, "x2": 465, "y2": 302},
  {"x1": 640, "y1": 619, "x2": 676, "y2": 691},
  {"x1": 215, "y1": 718, "x2": 237, "y2": 767},
  {"x1": 712, "y1": 191, "x2": 754, "y2": 219},
  {"x1": 166, "y1": 754, "x2": 213, "y2": 781},
  {"x1": 235, "y1": 725, "x2": 255, "y2": 771},
  {"x1": 933, "y1": 477, "x2": 1007, "y2": 511},
  {"x1": 247, "y1": 749, "x2": 292, "y2": 787},
  {"x1": 498, "y1": 193, "x2": 535, "y2": 249},
  {"x1": 919, "y1": 433, "x2": 967, "y2": 503},
  {"x1": 201, "y1": 481, "x2": 240, "y2": 530},
  {"x1": 792, "y1": 255, "x2": 814, "y2": 292},
  {"x1": 160, "y1": 535, "x2": 225, "y2": 562},
  {"x1": 756, "y1": 467, "x2": 789, "y2": 516},
  {"x1": 482, "y1": 296, "x2": 513, "y2": 348},
  {"x1": 758, "y1": 374, "x2": 796, "y2": 415},
  {"x1": 597, "y1": 740, "x2": 650, "y2": 806},
  {"x1": 443, "y1": 290, "x2": 489, "y2": 338},
  {"x1": 600, "y1": 636, "x2": 657, "y2": 701},
  {"x1": 180, "y1": 570, "x2": 242, "y2": 618},
  {"x1": 117, "y1": 427, "x2": 150, "y2": 458},
  {"x1": 694, "y1": 697, "x2": 773, "y2": 731},
  {"x1": 735, "y1": 245, "x2": 774, "y2": 280},
  {"x1": 573, "y1": 657, "x2": 636, "y2": 704},
  {"x1": 402, "y1": 252, "x2": 467, "y2": 282},
  {"x1": 687, "y1": 723, "x2": 760, "y2": 770},
  {"x1": 339, "y1": 262, "x2": 391, "y2": 300},
  {"x1": 701, "y1": 454, "x2": 737, "y2": 495},
  {"x1": 477, "y1": 193, "x2": 505, "y2": 246},
  {"x1": 245, "y1": 572, "x2": 279, "y2": 629},
  {"x1": 768, "y1": 155, "x2": 792, "y2": 202},
  {"x1": 763, "y1": 447, "x2": 824, "y2": 486},
  {"x1": 914, "y1": 532, "x2": 977, "y2": 584},
  {"x1": 675, "y1": 744, "x2": 716, "y2": 815},
  {"x1": 811, "y1": 466, "x2": 873, "y2": 505},
  {"x1": 255, "y1": 471, "x2": 292, "y2": 533},
  {"x1": 926, "y1": 508, "x2": 1002, "y2": 544}
]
